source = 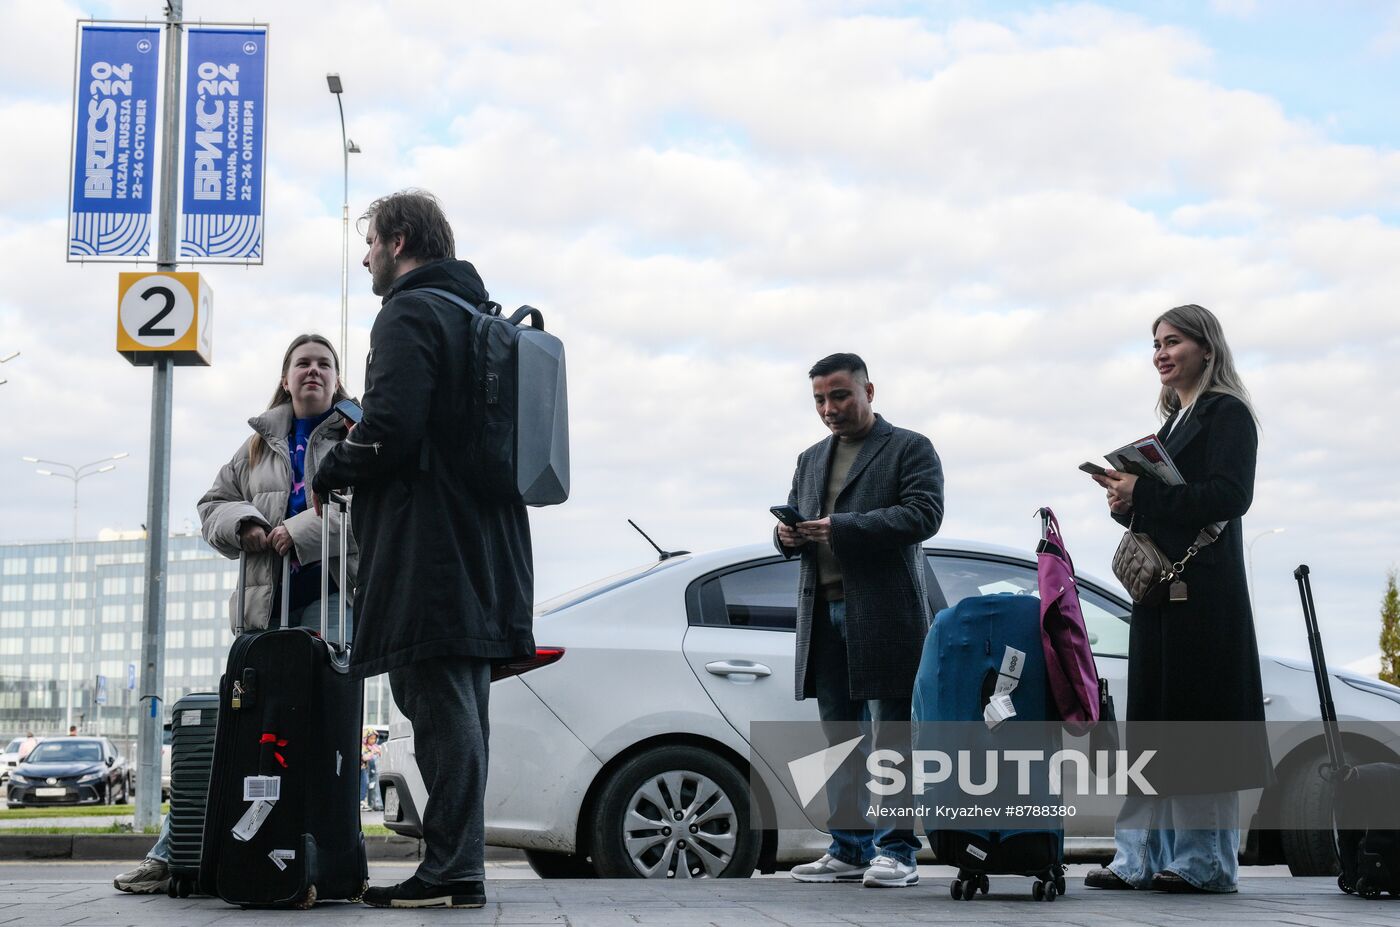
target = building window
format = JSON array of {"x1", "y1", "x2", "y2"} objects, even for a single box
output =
[
  {"x1": 193, "y1": 601, "x2": 215, "y2": 621},
  {"x1": 0, "y1": 639, "x2": 21, "y2": 655},
  {"x1": 2, "y1": 559, "x2": 27, "y2": 576},
  {"x1": 31, "y1": 583, "x2": 58, "y2": 601},
  {"x1": 169, "y1": 574, "x2": 187, "y2": 592},
  {"x1": 33, "y1": 557, "x2": 58, "y2": 573},
  {"x1": 61, "y1": 582, "x2": 88, "y2": 599},
  {"x1": 101, "y1": 633, "x2": 124, "y2": 651},
  {"x1": 193, "y1": 573, "x2": 218, "y2": 592},
  {"x1": 166, "y1": 630, "x2": 186, "y2": 649},
  {"x1": 30, "y1": 638, "x2": 54, "y2": 654},
  {"x1": 31, "y1": 610, "x2": 55, "y2": 628},
  {"x1": 190, "y1": 629, "x2": 216, "y2": 649},
  {"x1": 103, "y1": 577, "x2": 128, "y2": 595},
  {"x1": 1, "y1": 586, "x2": 24, "y2": 602},
  {"x1": 102, "y1": 605, "x2": 125, "y2": 623},
  {"x1": 63, "y1": 555, "x2": 89, "y2": 572}
]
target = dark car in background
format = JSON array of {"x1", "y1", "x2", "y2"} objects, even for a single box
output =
[{"x1": 6, "y1": 737, "x2": 131, "y2": 807}]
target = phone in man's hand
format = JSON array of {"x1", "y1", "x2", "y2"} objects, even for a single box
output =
[
  {"x1": 770, "y1": 504, "x2": 804, "y2": 527},
  {"x1": 1079, "y1": 461, "x2": 1108, "y2": 477},
  {"x1": 334, "y1": 398, "x2": 364, "y2": 425}
]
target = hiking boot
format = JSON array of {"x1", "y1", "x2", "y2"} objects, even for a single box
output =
[
  {"x1": 114, "y1": 857, "x2": 171, "y2": 894},
  {"x1": 1085, "y1": 867, "x2": 1135, "y2": 889},
  {"x1": 790, "y1": 854, "x2": 869, "y2": 883},
  {"x1": 362, "y1": 875, "x2": 485, "y2": 908}
]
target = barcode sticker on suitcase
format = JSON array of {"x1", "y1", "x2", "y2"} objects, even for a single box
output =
[
  {"x1": 966, "y1": 844, "x2": 988, "y2": 861},
  {"x1": 180, "y1": 710, "x2": 203, "y2": 726},
  {"x1": 243, "y1": 776, "x2": 282, "y2": 801},
  {"x1": 232, "y1": 799, "x2": 275, "y2": 843}
]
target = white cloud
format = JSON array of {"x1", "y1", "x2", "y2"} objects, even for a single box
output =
[{"x1": 1, "y1": 0, "x2": 1398, "y2": 667}]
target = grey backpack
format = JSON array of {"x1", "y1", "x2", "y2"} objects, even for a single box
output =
[{"x1": 419, "y1": 288, "x2": 570, "y2": 506}]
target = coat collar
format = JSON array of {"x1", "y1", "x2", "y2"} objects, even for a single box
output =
[
  {"x1": 820, "y1": 414, "x2": 893, "y2": 500},
  {"x1": 1160, "y1": 390, "x2": 1225, "y2": 457},
  {"x1": 247, "y1": 403, "x2": 345, "y2": 455}
]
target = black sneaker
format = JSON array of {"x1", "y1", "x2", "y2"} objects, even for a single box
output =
[
  {"x1": 1084, "y1": 867, "x2": 1135, "y2": 889},
  {"x1": 362, "y1": 876, "x2": 485, "y2": 909}
]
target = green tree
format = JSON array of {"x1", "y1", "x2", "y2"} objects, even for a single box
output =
[{"x1": 1381, "y1": 569, "x2": 1400, "y2": 687}]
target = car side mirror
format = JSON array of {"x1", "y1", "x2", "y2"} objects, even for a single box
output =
[{"x1": 106, "y1": 757, "x2": 114, "y2": 767}]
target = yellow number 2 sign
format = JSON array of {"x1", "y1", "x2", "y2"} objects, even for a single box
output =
[{"x1": 117, "y1": 272, "x2": 213, "y2": 366}]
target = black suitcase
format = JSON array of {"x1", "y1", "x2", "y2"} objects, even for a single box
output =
[
  {"x1": 1295, "y1": 564, "x2": 1400, "y2": 899},
  {"x1": 165, "y1": 691, "x2": 219, "y2": 898},
  {"x1": 199, "y1": 494, "x2": 367, "y2": 907}
]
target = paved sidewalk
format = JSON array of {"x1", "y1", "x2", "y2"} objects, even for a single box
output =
[{"x1": 0, "y1": 864, "x2": 1387, "y2": 927}]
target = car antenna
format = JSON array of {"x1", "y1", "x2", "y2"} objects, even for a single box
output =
[{"x1": 628, "y1": 519, "x2": 690, "y2": 561}]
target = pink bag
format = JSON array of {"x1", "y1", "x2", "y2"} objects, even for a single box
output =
[{"x1": 1036, "y1": 508, "x2": 1100, "y2": 736}]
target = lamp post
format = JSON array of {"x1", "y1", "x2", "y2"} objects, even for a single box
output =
[
  {"x1": 23, "y1": 453, "x2": 128, "y2": 729},
  {"x1": 326, "y1": 74, "x2": 361, "y2": 392},
  {"x1": 1247, "y1": 527, "x2": 1286, "y2": 617},
  {"x1": 0, "y1": 350, "x2": 17, "y2": 386}
]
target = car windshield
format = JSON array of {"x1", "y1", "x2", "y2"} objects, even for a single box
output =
[
  {"x1": 28, "y1": 742, "x2": 102, "y2": 764},
  {"x1": 4, "y1": 738, "x2": 22, "y2": 754},
  {"x1": 534, "y1": 556, "x2": 691, "y2": 617}
]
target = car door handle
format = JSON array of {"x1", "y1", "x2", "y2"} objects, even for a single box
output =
[{"x1": 705, "y1": 660, "x2": 772, "y2": 679}]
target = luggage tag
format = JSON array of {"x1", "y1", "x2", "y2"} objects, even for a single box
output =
[
  {"x1": 1169, "y1": 580, "x2": 1188, "y2": 603},
  {"x1": 983, "y1": 647, "x2": 1025, "y2": 731},
  {"x1": 232, "y1": 799, "x2": 276, "y2": 842}
]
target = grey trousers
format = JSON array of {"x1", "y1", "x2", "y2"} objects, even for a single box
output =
[{"x1": 388, "y1": 656, "x2": 492, "y2": 884}]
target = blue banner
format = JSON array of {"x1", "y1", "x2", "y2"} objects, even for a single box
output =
[
  {"x1": 69, "y1": 26, "x2": 161, "y2": 258},
  {"x1": 179, "y1": 27, "x2": 268, "y2": 261}
]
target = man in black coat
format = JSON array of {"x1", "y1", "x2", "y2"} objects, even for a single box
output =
[
  {"x1": 776, "y1": 353, "x2": 944, "y2": 888},
  {"x1": 314, "y1": 190, "x2": 533, "y2": 910}
]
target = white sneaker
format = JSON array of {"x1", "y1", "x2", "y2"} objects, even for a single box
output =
[
  {"x1": 114, "y1": 857, "x2": 171, "y2": 894},
  {"x1": 862, "y1": 854, "x2": 918, "y2": 887},
  {"x1": 790, "y1": 854, "x2": 869, "y2": 883}
]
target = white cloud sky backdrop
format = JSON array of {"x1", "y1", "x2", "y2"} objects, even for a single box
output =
[{"x1": 2, "y1": 1, "x2": 1398, "y2": 668}]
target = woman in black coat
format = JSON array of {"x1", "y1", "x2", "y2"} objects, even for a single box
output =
[{"x1": 1085, "y1": 304, "x2": 1272, "y2": 895}]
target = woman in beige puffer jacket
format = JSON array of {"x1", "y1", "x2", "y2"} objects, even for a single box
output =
[{"x1": 198, "y1": 333, "x2": 359, "y2": 638}]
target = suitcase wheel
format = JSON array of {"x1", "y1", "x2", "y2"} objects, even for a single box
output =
[
  {"x1": 951, "y1": 879, "x2": 963, "y2": 900},
  {"x1": 1338, "y1": 874, "x2": 1355, "y2": 894},
  {"x1": 1055, "y1": 874, "x2": 1067, "y2": 895},
  {"x1": 979, "y1": 874, "x2": 989, "y2": 895},
  {"x1": 1032, "y1": 880, "x2": 1044, "y2": 901},
  {"x1": 293, "y1": 884, "x2": 318, "y2": 910},
  {"x1": 349, "y1": 880, "x2": 369, "y2": 904}
]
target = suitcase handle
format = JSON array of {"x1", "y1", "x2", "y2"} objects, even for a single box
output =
[
  {"x1": 1294, "y1": 564, "x2": 1348, "y2": 778},
  {"x1": 319, "y1": 491, "x2": 352, "y2": 668},
  {"x1": 235, "y1": 550, "x2": 290, "y2": 635}
]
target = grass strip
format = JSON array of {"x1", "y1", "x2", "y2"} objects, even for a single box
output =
[{"x1": 0, "y1": 804, "x2": 170, "y2": 820}]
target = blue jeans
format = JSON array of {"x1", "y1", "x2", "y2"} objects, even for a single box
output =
[
  {"x1": 811, "y1": 599, "x2": 921, "y2": 867},
  {"x1": 148, "y1": 814, "x2": 172, "y2": 863},
  {"x1": 1108, "y1": 792, "x2": 1240, "y2": 891}
]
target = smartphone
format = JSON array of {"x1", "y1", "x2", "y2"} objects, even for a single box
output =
[
  {"x1": 334, "y1": 398, "x2": 364, "y2": 425},
  {"x1": 1079, "y1": 461, "x2": 1108, "y2": 477},
  {"x1": 769, "y1": 504, "x2": 804, "y2": 527}
]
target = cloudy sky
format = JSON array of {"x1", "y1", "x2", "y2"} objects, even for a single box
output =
[{"x1": 2, "y1": 1, "x2": 1398, "y2": 668}]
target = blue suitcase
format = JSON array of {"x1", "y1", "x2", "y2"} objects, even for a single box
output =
[{"x1": 912, "y1": 592, "x2": 1067, "y2": 902}]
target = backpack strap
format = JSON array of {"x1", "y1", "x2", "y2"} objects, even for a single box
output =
[{"x1": 416, "y1": 287, "x2": 538, "y2": 327}]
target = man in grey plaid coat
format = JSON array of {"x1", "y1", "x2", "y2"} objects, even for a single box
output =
[{"x1": 776, "y1": 353, "x2": 944, "y2": 888}]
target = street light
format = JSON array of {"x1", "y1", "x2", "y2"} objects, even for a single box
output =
[
  {"x1": 1247, "y1": 527, "x2": 1286, "y2": 617},
  {"x1": 327, "y1": 73, "x2": 361, "y2": 392},
  {"x1": 0, "y1": 350, "x2": 17, "y2": 386},
  {"x1": 23, "y1": 453, "x2": 128, "y2": 729}
]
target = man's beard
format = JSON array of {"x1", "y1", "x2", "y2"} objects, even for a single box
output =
[{"x1": 371, "y1": 257, "x2": 397, "y2": 296}]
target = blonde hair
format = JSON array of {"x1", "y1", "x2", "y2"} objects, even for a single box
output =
[
  {"x1": 248, "y1": 334, "x2": 350, "y2": 468},
  {"x1": 1152, "y1": 304, "x2": 1257, "y2": 425}
]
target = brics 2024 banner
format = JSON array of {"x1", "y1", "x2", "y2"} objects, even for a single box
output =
[
  {"x1": 179, "y1": 28, "x2": 268, "y2": 262},
  {"x1": 69, "y1": 26, "x2": 162, "y2": 258},
  {"x1": 69, "y1": 24, "x2": 268, "y2": 263}
]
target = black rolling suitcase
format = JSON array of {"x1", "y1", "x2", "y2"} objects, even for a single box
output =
[
  {"x1": 1295, "y1": 564, "x2": 1400, "y2": 899},
  {"x1": 165, "y1": 691, "x2": 219, "y2": 897},
  {"x1": 199, "y1": 494, "x2": 366, "y2": 907}
]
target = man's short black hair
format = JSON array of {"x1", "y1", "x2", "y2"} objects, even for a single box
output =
[
  {"x1": 808, "y1": 353, "x2": 868, "y2": 381},
  {"x1": 360, "y1": 189, "x2": 456, "y2": 263}
]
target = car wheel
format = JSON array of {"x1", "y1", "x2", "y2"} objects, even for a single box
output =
[
  {"x1": 118, "y1": 775, "x2": 130, "y2": 805},
  {"x1": 589, "y1": 745, "x2": 761, "y2": 879},
  {"x1": 523, "y1": 849, "x2": 597, "y2": 879},
  {"x1": 1279, "y1": 747, "x2": 1342, "y2": 876}
]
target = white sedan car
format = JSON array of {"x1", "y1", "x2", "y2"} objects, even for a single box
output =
[{"x1": 377, "y1": 540, "x2": 1400, "y2": 878}]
